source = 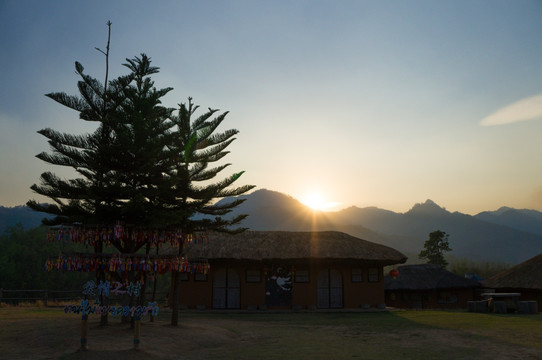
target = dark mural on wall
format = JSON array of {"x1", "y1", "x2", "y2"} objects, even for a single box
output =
[{"x1": 265, "y1": 265, "x2": 292, "y2": 306}]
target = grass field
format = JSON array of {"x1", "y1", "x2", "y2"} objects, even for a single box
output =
[{"x1": 0, "y1": 306, "x2": 541, "y2": 359}]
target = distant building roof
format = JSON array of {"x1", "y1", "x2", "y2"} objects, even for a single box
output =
[
  {"x1": 385, "y1": 264, "x2": 481, "y2": 290},
  {"x1": 483, "y1": 253, "x2": 542, "y2": 290},
  {"x1": 185, "y1": 231, "x2": 408, "y2": 265}
]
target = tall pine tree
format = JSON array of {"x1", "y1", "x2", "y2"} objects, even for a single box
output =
[
  {"x1": 167, "y1": 97, "x2": 255, "y2": 325},
  {"x1": 28, "y1": 54, "x2": 177, "y2": 247},
  {"x1": 28, "y1": 30, "x2": 254, "y2": 326}
]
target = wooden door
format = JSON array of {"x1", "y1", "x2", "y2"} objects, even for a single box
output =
[
  {"x1": 226, "y1": 269, "x2": 240, "y2": 308},
  {"x1": 212, "y1": 268, "x2": 240, "y2": 309},
  {"x1": 317, "y1": 269, "x2": 343, "y2": 309},
  {"x1": 317, "y1": 269, "x2": 330, "y2": 308},
  {"x1": 212, "y1": 268, "x2": 227, "y2": 309},
  {"x1": 329, "y1": 269, "x2": 343, "y2": 308}
]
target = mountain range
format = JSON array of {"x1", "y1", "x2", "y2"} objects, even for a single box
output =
[
  {"x1": 0, "y1": 205, "x2": 51, "y2": 233},
  {"x1": 214, "y1": 189, "x2": 542, "y2": 264},
  {"x1": 3, "y1": 189, "x2": 542, "y2": 264}
]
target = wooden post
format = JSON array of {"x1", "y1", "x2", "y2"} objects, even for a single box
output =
[
  {"x1": 80, "y1": 314, "x2": 89, "y2": 351},
  {"x1": 133, "y1": 315, "x2": 141, "y2": 350}
]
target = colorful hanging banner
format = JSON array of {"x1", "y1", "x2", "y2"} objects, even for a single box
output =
[
  {"x1": 82, "y1": 280, "x2": 142, "y2": 298},
  {"x1": 45, "y1": 253, "x2": 210, "y2": 274},
  {"x1": 46, "y1": 225, "x2": 209, "y2": 248},
  {"x1": 64, "y1": 299, "x2": 159, "y2": 317}
]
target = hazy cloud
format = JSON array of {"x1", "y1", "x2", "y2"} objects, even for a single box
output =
[{"x1": 480, "y1": 94, "x2": 542, "y2": 126}]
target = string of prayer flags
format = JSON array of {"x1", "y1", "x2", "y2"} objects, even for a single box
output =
[
  {"x1": 44, "y1": 254, "x2": 210, "y2": 274},
  {"x1": 46, "y1": 225, "x2": 209, "y2": 248}
]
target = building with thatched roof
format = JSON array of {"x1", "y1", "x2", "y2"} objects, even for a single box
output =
[
  {"x1": 483, "y1": 253, "x2": 542, "y2": 309},
  {"x1": 384, "y1": 264, "x2": 481, "y2": 309},
  {"x1": 175, "y1": 231, "x2": 407, "y2": 310}
]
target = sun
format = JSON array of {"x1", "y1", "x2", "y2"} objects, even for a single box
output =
[{"x1": 300, "y1": 192, "x2": 338, "y2": 211}]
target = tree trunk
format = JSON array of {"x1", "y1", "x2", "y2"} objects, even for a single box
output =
[
  {"x1": 150, "y1": 272, "x2": 157, "y2": 322},
  {"x1": 100, "y1": 269, "x2": 110, "y2": 326},
  {"x1": 95, "y1": 242, "x2": 108, "y2": 326},
  {"x1": 171, "y1": 238, "x2": 185, "y2": 326},
  {"x1": 150, "y1": 244, "x2": 159, "y2": 322},
  {"x1": 170, "y1": 270, "x2": 181, "y2": 326},
  {"x1": 121, "y1": 271, "x2": 134, "y2": 324}
]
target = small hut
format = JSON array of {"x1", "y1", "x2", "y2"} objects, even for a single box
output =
[
  {"x1": 175, "y1": 231, "x2": 407, "y2": 310},
  {"x1": 483, "y1": 253, "x2": 542, "y2": 310},
  {"x1": 385, "y1": 264, "x2": 481, "y2": 309}
]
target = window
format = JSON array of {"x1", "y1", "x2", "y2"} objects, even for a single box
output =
[
  {"x1": 368, "y1": 268, "x2": 379, "y2": 282},
  {"x1": 194, "y1": 272, "x2": 207, "y2": 282},
  {"x1": 351, "y1": 268, "x2": 363, "y2": 282},
  {"x1": 294, "y1": 270, "x2": 309, "y2": 283},
  {"x1": 246, "y1": 270, "x2": 261, "y2": 283},
  {"x1": 438, "y1": 291, "x2": 458, "y2": 304},
  {"x1": 180, "y1": 272, "x2": 190, "y2": 281}
]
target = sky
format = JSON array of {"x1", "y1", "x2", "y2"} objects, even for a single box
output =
[{"x1": 2, "y1": 0, "x2": 542, "y2": 215}]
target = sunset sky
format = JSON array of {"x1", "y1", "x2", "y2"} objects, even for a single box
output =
[{"x1": 2, "y1": 1, "x2": 542, "y2": 215}]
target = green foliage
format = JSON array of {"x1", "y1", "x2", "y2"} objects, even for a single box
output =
[
  {"x1": 27, "y1": 54, "x2": 175, "y2": 234},
  {"x1": 25, "y1": 23, "x2": 255, "y2": 328},
  {"x1": 418, "y1": 230, "x2": 452, "y2": 268},
  {"x1": 0, "y1": 224, "x2": 91, "y2": 290},
  {"x1": 26, "y1": 45, "x2": 254, "y2": 325},
  {"x1": 27, "y1": 53, "x2": 254, "y2": 252},
  {"x1": 449, "y1": 258, "x2": 510, "y2": 280},
  {"x1": 166, "y1": 97, "x2": 256, "y2": 233}
]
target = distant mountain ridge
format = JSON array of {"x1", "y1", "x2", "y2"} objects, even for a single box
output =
[
  {"x1": 329, "y1": 199, "x2": 542, "y2": 264},
  {"x1": 3, "y1": 190, "x2": 542, "y2": 264},
  {"x1": 475, "y1": 207, "x2": 542, "y2": 236},
  {"x1": 216, "y1": 190, "x2": 542, "y2": 264},
  {"x1": 0, "y1": 205, "x2": 50, "y2": 233}
]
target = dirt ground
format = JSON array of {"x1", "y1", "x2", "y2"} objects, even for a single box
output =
[{"x1": 2, "y1": 308, "x2": 542, "y2": 360}]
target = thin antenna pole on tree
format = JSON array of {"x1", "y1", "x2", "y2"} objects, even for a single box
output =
[
  {"x1": 94, "y1": 20, "x2": 112, "y2": 327},
  {"x1": 96, "y1": 20, "x2": 112, "y2": 114}
]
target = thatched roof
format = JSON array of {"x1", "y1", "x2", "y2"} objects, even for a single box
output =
[
  {"x1": 483, "y1": 253, "x2": 542, "y2": 290},
  {"x1": 385, "y1": 264, "x2": 481, "y2": 290},
  {"x1": 185, "y1": 231, "x2": 407, "y2": 265}
]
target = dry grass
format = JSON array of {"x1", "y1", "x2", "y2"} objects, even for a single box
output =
[
  {"x1": 0, "y1": 307, "x2": 541, "y2": 360},
  {"x1": 0, "y1": 300, "x2": 76, "y2": 308}
]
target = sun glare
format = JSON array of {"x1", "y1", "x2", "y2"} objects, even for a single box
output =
[{"x1": 301, "y1": 192, "x2": 338, "y2": 211}]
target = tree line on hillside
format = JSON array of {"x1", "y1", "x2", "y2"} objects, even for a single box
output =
[
  {"x1": 417, "y1": 230, "x2": 510, "y2": 279},
  {"x1": 0, "y1": 224, "x2": 90, "y2": 291},
  {"x1": 0, "y1": 224, "x2": 172, "y2": 299},
  {"x1": 448, "y1": 258, "x2": 510, "y2": 280}
]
